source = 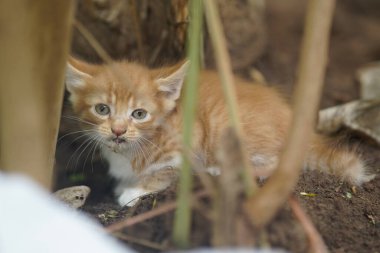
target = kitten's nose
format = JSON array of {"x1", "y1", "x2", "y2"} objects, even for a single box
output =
[{"x1": 111, "y1": 127, "x2": 126, "y2": 137}]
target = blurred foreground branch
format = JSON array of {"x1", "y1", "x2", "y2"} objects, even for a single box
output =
[
  {"x1": 289, "y1": 197, "x2": 328, "y2": 253},
  {"x1": 243, "y1": 0, "x2": 336, "y2": 227},
  {"x1": 203, "y1": 0, "x2": 257, "y2": 196},
  {"x1": 0, "y1": 0, "x2": 74, "y2": 188},
  {"x1": 173, "y1": 0, "x2": 202, "y2": 248}
]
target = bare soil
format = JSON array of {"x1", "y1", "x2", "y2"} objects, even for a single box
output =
[{"x1": 56, "y1": 0, "x2": 380, "y2": 252}]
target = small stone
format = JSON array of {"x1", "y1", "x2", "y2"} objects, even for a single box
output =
[{"x1": 54, "y1": 185, "x2": 91, "y2": 209}]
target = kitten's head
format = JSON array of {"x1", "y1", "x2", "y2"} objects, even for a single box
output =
[{"x1": 65, "y1": 57, "x2": 188, "y2": 151}]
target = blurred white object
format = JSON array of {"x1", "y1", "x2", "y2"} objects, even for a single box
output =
[
  {"x1": 317, "y1": 62, "x2": 380, "y2": 144},
  {"x1": 0, "y1": 173, "x2": 292, "y2": 253},
  {"x1": 0, "y1": 173, "x2": 135, "y2": 253},
  {"x1": 171, "y1": 249, "x2": 290, "y2": 253}
]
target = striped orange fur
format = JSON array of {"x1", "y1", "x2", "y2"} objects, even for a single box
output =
[{"x1": 65, "y1": 58, "x2": 375, "y2": 206}]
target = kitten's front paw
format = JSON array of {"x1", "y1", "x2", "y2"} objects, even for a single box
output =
[
  {"x1": 206, "y1": 166, "x2": 221, "y2": 176},
  {"x1": 118, "y1": 188, "x2": 148, "y2": 207}
]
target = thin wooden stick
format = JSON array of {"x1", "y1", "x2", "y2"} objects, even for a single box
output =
[
  {"x1": 107, "y1": 201, "x2": 177, "y2": 233},
  {"x1": 114, "y1": 233, "x2": 168, "y2": 251},
  {"x1": 212, "y1": 128, "x2": 244, "y2": 246},
  {"x1": 289, "y1": 197, "x2": 329, "y2": 253},
  {"x1": 203, "y1": 0, "x2": 257, "y2": 196},
  {"x1": 243, "y1": 0, "x2": 336, "y2": 227},
  {"x1": 106, "y1": 190, "x2": 207, "y2": 233},
  {"x1": 130, "y1": 0, "x2": 145, "y2": 61},
  {"x1": 74, "y1": 19, "x2": 113, "y2": 63}
]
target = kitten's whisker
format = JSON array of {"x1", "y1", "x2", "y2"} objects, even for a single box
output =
[
  {"x1": 72, "y1": 138, "x2": 94, "y2": 171},
  {"x1": 138, "y1": 136, "x2": 164, "y2": 155},
  {"x1": 132, "y1": 139, "x2": 151, "y2": 169},
  {"x1": 76, "y1": 136, "x2": 98, "y2": 172},
  {"x1": 145, "y1": 135, "x2": 202, "y2": 163},
  {"x1": 135, "y1": 138, "x2": 151, "y2": 156},
  {"x1": 91, "y1": 136, "x2": 103, "y2": 173},
  {"x1": 68, "y1": 132, "x2": 96, "y2": 146},
  {"x1": 83, "y1": 137, "x2": 103, "y2": 173},
  {"x1": 132, "y1": 141, "x2": 145, "y2": 162},
  {"x1": 97, "y1": 142, "x2": 106, "y2": 165},
  {"x1": 135, "y1": 139, "x2": 151, "y2": 164},
  {"x1": 131, "y1": 142, "x2": 139, "y2": 160},
  {"x1": 57, "y1": 129, "x2": 96, "y2": 143},
  {"x1": 129, "y1": 142, "x2": 140, "y2": 167},
  {"x1": 62, "y1": 115, "x2": 98, "y2": 127},
  {"x1": 65, "y1": 137, "x2": 94, "y2": 171},
  {"x1": 58, "y1": 132, "x2": 95, "y2": 151},
  {"x1": 83, "y1": 136, "x2": 100, "y2": 172}
]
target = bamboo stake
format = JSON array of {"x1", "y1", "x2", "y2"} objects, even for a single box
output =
[
  {"x1": 0, "y1": 0, "x2": 74, "y2": 189},
  {"x1": 74, "y1": 20, "x2": 113, "y2": 64},
  {"x1": 172, "y1": 0, "x2": 202, "y2": 248},
  {"x1": 243, "y1": 0, "x2": 336, "y2": 227},
  {"x1": 203, "y1": 0, "x2": 257, "y2": 195}
]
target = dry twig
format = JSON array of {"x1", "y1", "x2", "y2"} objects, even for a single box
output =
[
  {"x1": 243, "y1": 0, "x2": 336, "y2": 227},
  {"x1": 289, "y1": 197, "x2": 329, "y2": 253},
  {"x1": 74, "y1": 19, "x2": 113, "y2": 63},
  {"x1": 106, "y1": 190, "x2": 207, "y2": 233},
  {"x1": 129, "y1": 0, "x2": 145, "y2": 61},
  {"x1": 212, "y1": 128, "x2": 244, "y2": 246},
  {"x1": 203, "y1": 0, "x2": 257, "y2": 196},
  {"x1": 114, "y1": 232, "x2": 168, "y2": 251}
]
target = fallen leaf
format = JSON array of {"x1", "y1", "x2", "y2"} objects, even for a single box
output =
[{"x1": 300, "y1": 192, "x2": 317, "y2": 197}]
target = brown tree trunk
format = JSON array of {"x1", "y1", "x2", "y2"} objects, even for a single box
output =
[{"x1": 0, "y1": 0, "x2": 74, "y2": 189}]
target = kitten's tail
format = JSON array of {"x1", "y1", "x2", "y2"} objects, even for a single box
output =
[{"x1": 306, "y1": 134, "x2": 376, "y2": 185}]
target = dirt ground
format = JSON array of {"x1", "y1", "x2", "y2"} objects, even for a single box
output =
[{"x1": 56, "y1": 0, "x2": 380, "y2": 252}]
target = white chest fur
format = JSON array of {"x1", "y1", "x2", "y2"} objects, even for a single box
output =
[
  {"x1": 100, "y1": 147, "x2": 138, "y2": 184},
  {"x1": 101, "y1": 146, "x2": 182, "y2": 206}
]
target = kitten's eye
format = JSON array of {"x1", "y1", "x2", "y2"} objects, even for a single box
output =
[
  {"x1": 131, "y1": 109, "x2": 147, "y2": 120},
  {"x1": 94, "y1": 103, "x2": 110, "y2": 115}
]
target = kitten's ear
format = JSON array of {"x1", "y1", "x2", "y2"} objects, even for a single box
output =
[
  {"x1": 65, "y1": 63, "x2": 91, "y2": 93},
  {"x1": 156, "y1": 61, "x2": 189, "y2": 101},
  {"x1": 65, "y1": 57, "x2": 98, "y2": 93}
]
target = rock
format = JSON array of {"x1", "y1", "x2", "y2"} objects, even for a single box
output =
[
  {"x1": 356, "y1": 61, "x2": 380, "y2": 100},
  {"x1": 54, "y1": 185, "x2": 91, "y2": 209},
  {"x1": 317, "y1": 62, "x2": 380, "y2": 144},
  {"x1": 317, "y1": 100, "x2": 380, "y2": 144}
]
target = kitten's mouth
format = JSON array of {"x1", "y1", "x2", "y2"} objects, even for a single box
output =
[{"x1": 112, "y1": 137, "x2": 126, "y2": 144}]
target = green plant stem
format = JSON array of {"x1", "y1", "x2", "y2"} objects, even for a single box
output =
[
  {"x1": 173, "y1": 0, "x2": 202, "y2": 248},
  {"x1": 203, "y1": 0, "x2": 256, "y2": 196}
]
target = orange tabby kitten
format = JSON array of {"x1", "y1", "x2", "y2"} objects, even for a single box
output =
[{"x1": 65, "y1": 57, "x2": 375, "y2": 206}]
